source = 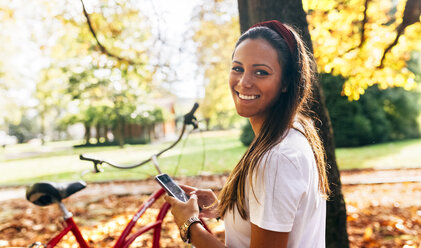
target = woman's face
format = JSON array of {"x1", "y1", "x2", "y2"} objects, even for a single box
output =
[{"x1": 229, "y1": 38, "x2": 283, "y2": 124}]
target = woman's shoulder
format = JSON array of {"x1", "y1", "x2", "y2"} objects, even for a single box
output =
[
  {"x1": 263, "y1": 127, "x2": 315, "y2": 173},
  {"x1": 273, "y1": 126, "x2": 312, "y2": 155}
]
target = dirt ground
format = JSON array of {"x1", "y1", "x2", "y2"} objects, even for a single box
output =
[{"x1": 0, "y1": 169, "x2": 421, "y2": 247}]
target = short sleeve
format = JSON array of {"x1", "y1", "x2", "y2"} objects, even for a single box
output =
[{"x1": 248, "y1": 148, "x2": 308, "y2": 232}]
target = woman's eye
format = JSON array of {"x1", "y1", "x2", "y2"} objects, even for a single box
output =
[
  {"x1": 256, "y1": 70, "x2": 269, "y2": 76},
  {"x1": 232, "y1": 66, "x2": 243, "y2": 72}
]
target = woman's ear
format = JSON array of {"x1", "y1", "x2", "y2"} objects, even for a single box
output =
[{"x1": 281, "y1": 87, "x2": 287, "y2": 93}]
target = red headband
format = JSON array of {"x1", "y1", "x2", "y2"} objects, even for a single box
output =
[{"x1": 250, "y1": 20, "x2": 296, "y2": 54}]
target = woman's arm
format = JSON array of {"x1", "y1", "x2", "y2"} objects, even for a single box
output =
[
  {"x1": 250, "y1": 223, "x2": 288, "y2": 248},
  {"x1": 189, "y1": 222, "x2": 226, "y2": 248}
]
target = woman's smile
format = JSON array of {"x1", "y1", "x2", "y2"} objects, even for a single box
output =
[{"x1": 237, "y1": 91, "x2": 260, "y2": 100}]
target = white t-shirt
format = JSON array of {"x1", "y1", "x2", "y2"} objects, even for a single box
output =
[{"x1": 224, "y1": 127, "x2": 326, "y2": 248}]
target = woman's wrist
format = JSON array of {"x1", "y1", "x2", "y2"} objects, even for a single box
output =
[
  {"x1": 179, "y1": 215, "x2": 203, "y2": 243},
  {"x1": 185, "y1": 217, "x2": 227, "y2": 248}
]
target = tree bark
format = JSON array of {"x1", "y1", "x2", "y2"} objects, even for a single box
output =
[
  {"x1": 84, "y1": 123, "x2": 91, "y2": 144},
  {"x1": 118, "y1": 119, "x2": 125, "y2": 148},
  {"x1": 96, "y1": 123, "x2": 101, "y2": 143},
  {"x1": 40, "y1": 112, "x2": 46, "y2": 145},
  {"x1": 237, "y1": 0, "x2": 349, "y2": 247},
  {"x1": 105, "y1": 125, "x2": 110, "y2": 142}
]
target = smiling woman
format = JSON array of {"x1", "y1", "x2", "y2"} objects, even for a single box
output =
[{"x1": 165, "y1": 20, "x2": 330, "y2": 248}]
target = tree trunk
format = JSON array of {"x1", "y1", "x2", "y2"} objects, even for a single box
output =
[
  {"x1": 40, "y1": 112, "x2": 46, "y2": 145},
  {"x1": 118, "y1": 119, "x2": 125, "y2": 148},
  {"x1": 105, "y1": 125, "x2": 110, "y2": 142},
  {"x1": 84, "y1": 123, "x2": 91, "y2": 144},
  {"x1": 205, "y1": 118, "x2": 211, "y2": 131},
  {"x1": 237, "y1": 0, "x2": 349, "y2": 247},
  {"x1": 96, "y1": 123, "x2": 101, "y2": 143}
]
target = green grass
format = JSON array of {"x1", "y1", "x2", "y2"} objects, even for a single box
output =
[
  {"x1": 336, "y1": 138, "x2": 421, "y2": 170},
  {"x1": 1, "y1": 130, "x2": 421, "y2": 186},
  {"x1": 0, "y1": 130, "x2": 246, "y2": 186}
]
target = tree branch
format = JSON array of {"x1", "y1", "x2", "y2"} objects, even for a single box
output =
[
  {"x1": 80, "y1": 0, "x2": 141, "y2": 66},
  {"x1": 342, "y1": 0, "x2": 370, "y2": 54},
  {"x1": 358, "y1": 0, "x2": 369, "y2": 48},
  {"x1": 378, "y1": 0, "x2": 421, "y2": 68}
]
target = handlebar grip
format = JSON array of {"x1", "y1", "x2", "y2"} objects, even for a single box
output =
[
  {"x1": 80, "y1": 154, "x2": 101, "y2": 163},
  {"x1": 186, "y1": 102, "x2": 199, "y2": 116},
  {"x1": 184, "y1": 103, "x2": 199, "y2": 128}
]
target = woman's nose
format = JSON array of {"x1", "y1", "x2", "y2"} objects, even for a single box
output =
[{"x1": 239, "y1": 73, "x2": 253, "y2": 88}]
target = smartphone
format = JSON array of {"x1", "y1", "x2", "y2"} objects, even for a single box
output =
[{"x1": 155, "y1": 173, "x2": 189, "y2": 202}]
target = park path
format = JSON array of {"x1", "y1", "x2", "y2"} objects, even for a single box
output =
[
  {"x1": 340, "y1": 167, "x2": 421, "y2": 184},
  {"x1": 1, "y1": 168, "x2": 421, "y2": 203}
]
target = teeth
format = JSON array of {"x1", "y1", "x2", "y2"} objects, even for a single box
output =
[{"x1": 238, "y1": 93, "x2": 259, "y2": 100}]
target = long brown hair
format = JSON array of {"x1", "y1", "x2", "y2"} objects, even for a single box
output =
[{"x1": 218, "y1": 24, "x2": 330, "y2": 220}]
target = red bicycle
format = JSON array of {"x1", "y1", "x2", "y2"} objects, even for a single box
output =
[{"x1": 25, "y1": 104, "x2": 211, "y2": 248}]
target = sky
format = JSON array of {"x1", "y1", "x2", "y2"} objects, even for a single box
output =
[{"x1": 143, "y1": 0, "x2": 205, "y2": 99}]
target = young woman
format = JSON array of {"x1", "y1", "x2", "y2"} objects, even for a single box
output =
[{"x1": 164, "y1": 20, "x2": 330, "y2": 248}]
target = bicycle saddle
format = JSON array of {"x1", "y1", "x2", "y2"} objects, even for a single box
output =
[{"x1": 26, "y1": 181, "x2": 87, "y2": 206}]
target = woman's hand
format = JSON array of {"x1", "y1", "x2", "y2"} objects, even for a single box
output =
[
  {"x1": 164, "y1": 185, "x2": 226, "y2": 248},
  {"x1": 164, "y1": 184, "x2": 220, "y2": 227},
  {"x1": 180, "y1": 185, "x2": 219, "y2": 219},
  {"x1": 164, "y1": 193, "x2": 200, "y2": 227}
]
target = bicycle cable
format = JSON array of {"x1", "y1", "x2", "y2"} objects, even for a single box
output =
[
  {"x1": 172, "y1": 120, "x2": 207, "y2": 185},
  {"x1": 198, "y1": 127, "x2": 207, "y2": 174},
  {"x1": 172, "y1": 126, "x2": 196, "y2": 176}
]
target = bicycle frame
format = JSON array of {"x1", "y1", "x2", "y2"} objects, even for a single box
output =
[
  {"x1": 41, "y1": 188, "x2": 210, "y2": 248},
  {"x1": 47, "y1": 216, "x2": 88, "y2": 248},
  {"x1": 114, "y1": 188, "x2": 169, "y2": 248},
  {"x1": 42, "y1": 188, "x2": 166, "y2": 247}
]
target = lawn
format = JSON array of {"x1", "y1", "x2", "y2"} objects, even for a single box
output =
[
  {"x1": 1, "y1": 129, "x2": 421, "y2": 186},
  {"x1": 335, "y1": 138, "x2": 421, "y2": 170},
  {"x1": 0, "y1": 130, "x2": 246, "y2": 185}
]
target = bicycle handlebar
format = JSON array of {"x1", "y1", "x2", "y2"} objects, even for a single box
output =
[
  {"x1": 184, "y1": 102, "x2": 199, "y2": 129},
  {"x1": 79, "y1": 103, "x2": 199, "y2": 171}
]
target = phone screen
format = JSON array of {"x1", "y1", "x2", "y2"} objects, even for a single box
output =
[{"x1": 155, "y1": 174, "x2": 189, "y2": 202}]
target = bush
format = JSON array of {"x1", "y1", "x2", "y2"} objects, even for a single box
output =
[
  {"x1": 8, "y1": 116, "x2": 39, "y2": 143},
  {"x1": 240, "y1": 120, "x2": 255, "y2": 146},
  {"x1": 321, "y1": 73, "x2": 420, "y2": 147}
]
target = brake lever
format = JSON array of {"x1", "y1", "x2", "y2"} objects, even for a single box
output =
[
  {"x1": 80, "y1": 163, "x2": 104, "y2": 178},
  {"x1": 186, "y1": 115, "x2": 198, "y2": 129},
  {"x1": 93, "y1": 162, "x2": 104, "y2": 173}
]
